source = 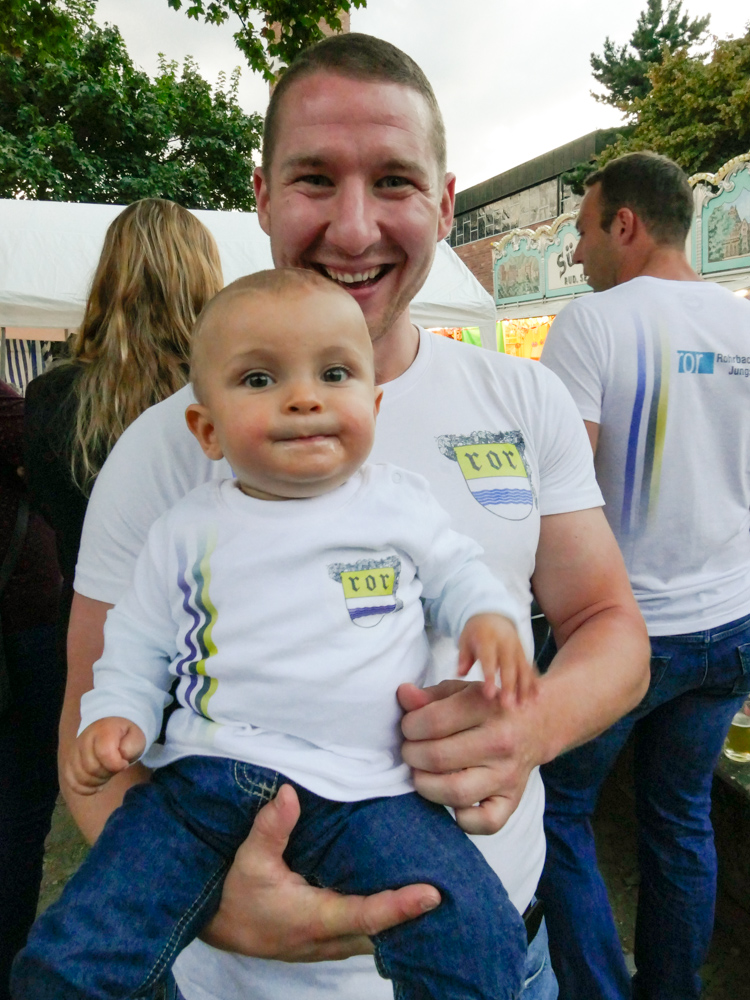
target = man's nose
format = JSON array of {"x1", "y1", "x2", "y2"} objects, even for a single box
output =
[
  {"x1": 325, "y1": 179, "x2": 381, "y2": 256},
  {"x1": 572, "y1": 240, "x2": 584, "y2": 266}
]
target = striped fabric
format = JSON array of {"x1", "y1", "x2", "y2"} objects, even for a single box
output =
[
  {"x1": 1, "y1": 338, "x2": 54, "y2": 395},
  {"x1": 175, "y1": 530, "x2": 219, "y2": 720},
  {"x1": 621, "y1": 320, "x2": 670, "y2": 538}
]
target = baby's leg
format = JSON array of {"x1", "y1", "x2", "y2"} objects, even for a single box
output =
[
  {"x1": 287, "y1": 788, "x2": 527, "y2": 1000},
  {"x1": 11, "y1": 757, "x2": 281, "y2": 1000}
]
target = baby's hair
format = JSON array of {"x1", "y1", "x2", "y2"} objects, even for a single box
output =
[{"x1": 191, "y1": 268, "x2": 359, "y2": 400}]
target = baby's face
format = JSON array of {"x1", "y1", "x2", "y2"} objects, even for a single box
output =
[{"x1": 188, "y1": 286, "x2": 382, "y2": 500}]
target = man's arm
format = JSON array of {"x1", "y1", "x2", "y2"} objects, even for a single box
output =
[
  {"x1": 63, "y1": 592, "x2": 440, "y2": 957},
  {"x1": 584, "y1": 420, "x2": 599, "y2": 454},
  {"x1": 398, "y1": 506, "x2": 650, "y2": 835}
]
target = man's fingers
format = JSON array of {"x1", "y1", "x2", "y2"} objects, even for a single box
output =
[
  {"x1": 455, "y1": 796, "x2": 516, "y2": 835},
  {"x1": 400, "y1": 681, "x2": 492, "y2": 741},
  {"x1": 237, "y1": 784, "x2": 301, "y2": 872},
  {"x1": 328, "y1": 883, "x2": 441, "y2": 940},
  {"x1": 397, "y1": 679, "x2": 470, "y2": 714},
  {"x1": 410, "y1": 761, "x2": 514, "y2": 812}
]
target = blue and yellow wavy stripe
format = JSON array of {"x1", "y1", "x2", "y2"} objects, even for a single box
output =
[{"x1": 175, "y1": 530, "x2": 219, "y2": 719}]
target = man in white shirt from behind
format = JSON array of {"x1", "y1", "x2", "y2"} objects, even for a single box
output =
[
  {"x1": 61, "y1": 33, "x2": 650, "y2": 1000},
  {"x1": 540, "y1": 151, "x2": 750, "y2": 1000}
]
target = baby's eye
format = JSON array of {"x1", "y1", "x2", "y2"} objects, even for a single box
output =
[
  {"x1": 322, "y1": 366, "x2": 350, "y2": 383},
  {"x1": 243, "y1": 371, "x2": 273, "y2": 389}
]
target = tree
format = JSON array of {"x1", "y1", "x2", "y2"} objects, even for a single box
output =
[
  {"x1": 595, "y1": 28, "x2": 750, "y2": 176},
  {"x1": 0, "y1": 0, "x2": 263, "y2": 207},
  {"x1": 167, "y1": 0, "x2": 367, "y2": 83},
  {"x1": 590, "y1": 0, "x2": 709, "y2": 114}
]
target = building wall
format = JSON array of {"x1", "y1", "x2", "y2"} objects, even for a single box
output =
[{"x1": 452, "y1": 237, "x2": 496, "y2": 295}]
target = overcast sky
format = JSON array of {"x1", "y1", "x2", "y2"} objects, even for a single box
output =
[{"x1": 96, "y1": 0, "x2": 749, "y2": 195}]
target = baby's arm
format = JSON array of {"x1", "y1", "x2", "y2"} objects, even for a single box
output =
[
  {"x1": 67, "y1": 717, "x2": 146, "y2": 796},
  {"x1": 458, "y1": 613, "x2": 538, "y2": 706}
]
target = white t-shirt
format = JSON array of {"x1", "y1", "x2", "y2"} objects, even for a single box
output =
[
  {"x1": 81, "y1": 468, "x2": 519, "y2": 801},
  {"x1": 541, "y1": 277, "x2": 750, "y2": 636},
  {"x1": 76, "y1": 327, "x2": 602, "y2": 1000}
]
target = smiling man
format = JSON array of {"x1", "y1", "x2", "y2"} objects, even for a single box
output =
[{"x1": 61, "y1": 34, "x2": 649, "y2": 1000}]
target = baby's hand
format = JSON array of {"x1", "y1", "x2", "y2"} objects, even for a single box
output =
[
  {"x1": 67, "y1": 717, "x2": 146, "y2": 796},
  {"x1": 457, "y1": 614, "x2": 538, "y2": 706}
]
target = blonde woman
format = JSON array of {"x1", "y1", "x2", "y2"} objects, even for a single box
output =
[
  {"x1": 24, "y1": 198, "x2": 223, "y2": 608},
  {"x1": 6, "y1": 200, "x2": 222, "y2": 990}
]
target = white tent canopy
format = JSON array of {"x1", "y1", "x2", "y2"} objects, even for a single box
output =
[{"x1": 0, "y1": 199, "x2": 496, "y2": 349}]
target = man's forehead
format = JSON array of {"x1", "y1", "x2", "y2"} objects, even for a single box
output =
[{"x1": 272, "y1": 73, "x2": 436, "y2": 154}]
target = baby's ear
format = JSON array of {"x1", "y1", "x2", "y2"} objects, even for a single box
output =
[
  {"x1": 185, "y1": 403, "x2": 224, "y2": 461},
  {"x1": 373, "y1": 386, "x2": 384, "y2": 417}
]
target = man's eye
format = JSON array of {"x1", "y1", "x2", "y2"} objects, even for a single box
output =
[
  {"x1": 244, "y1": 372, "x2": 273, "y2": 389},
  {"x1": 377, "y1": 176, "x2": 410, "y2": 189},
  {"x1": 296, "y1": 174, "x2": 334, "y2": 187},
  {"x1": 323, "y1": 366, "x2": 349, "y2": 383}
]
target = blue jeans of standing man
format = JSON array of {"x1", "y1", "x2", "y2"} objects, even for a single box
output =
[
  {"x1": 538, "y1": 611, "x2": 750, "y2": 1000},
  {"x1": 13, "y1": 755, "x2": 527, "y2": 1000}
]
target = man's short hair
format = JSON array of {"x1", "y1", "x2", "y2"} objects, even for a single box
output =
[
  {"x1": 586, "y1": 152, "x2": 693, "y2": 246},
  {"x1": 262, "y1": 32, "x2": 446, "y2": 177}
]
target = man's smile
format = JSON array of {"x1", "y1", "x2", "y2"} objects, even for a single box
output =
[{"x1": 318, "y1": 264, "x2": 393, "y2": 289}]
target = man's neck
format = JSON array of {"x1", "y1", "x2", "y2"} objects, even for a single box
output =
[
  {"x1": 618, "y1": 243, "x2": 700, "y2": 285},
  {"x1": 372, "y1": 312, "x2": 421, "y2": 385}
]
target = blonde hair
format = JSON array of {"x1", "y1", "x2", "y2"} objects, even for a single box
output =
[{"x1": 68, "y1": 199, "x2": 223, "y2": 493}]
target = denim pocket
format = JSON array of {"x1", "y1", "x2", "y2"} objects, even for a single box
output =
[
  {"x1": 635, "y1": 654, "x2": 671, "y2": 713},
  {"x1": 733, "y1": 645, "x2": 750, "y2": 696}
]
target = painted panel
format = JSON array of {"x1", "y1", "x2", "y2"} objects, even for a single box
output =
[
  {"x1": 701, "y1": 165, "x2": 750, "y2": 274},
  {"x1": 544, "y1": 221, "x2": 591, "y2": 297},
  {"x1": 494, "y1": 241, "x2": 543, "y2": 304}
]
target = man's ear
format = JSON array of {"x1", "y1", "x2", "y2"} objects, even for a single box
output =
[
  {"x1": 254, "y1": 167, "x2": 271, "y2": 235},
  {"x1": 373, "y1": 386, "x2": 384, "y2": 418},
  {"x1": 437, "y1": 172, "x2": 457, "y2": 242},
  {"x1": 185, "y1": 404, "x2": 224, "y2": 461},
  {"x1": 614, "y1": 206, "x2": 637, "y2": 245}
]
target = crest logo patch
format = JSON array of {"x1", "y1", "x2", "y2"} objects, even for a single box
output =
[
  {"x1": 328, "y1": 556, "x2": 403, "y2": 628},
  {"x1": 437, "y1": 431, "x2": 535, "y2": 520}
]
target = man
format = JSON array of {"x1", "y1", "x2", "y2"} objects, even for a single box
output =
[
  {"x1": 62, "y1": 35, "x2": 649, "y2": 1000},
  {"x1": 540, "y1": 151, "x2": 750, "y2": 1000}
]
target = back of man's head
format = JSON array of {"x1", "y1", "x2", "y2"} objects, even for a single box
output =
[
  {"x1": 586, "y1": 152, "x2": 693, "y2": 247},
  {"x1": 262, "y1": 32, "x2": 446, "y2": 176}
]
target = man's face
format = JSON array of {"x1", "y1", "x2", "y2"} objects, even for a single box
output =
[
  {"x1": 254, "y1": 72, "x2": 455, "y2": 346},
  {"x1": 573, "y1": 183, "x2": 620, "y2": 292}
]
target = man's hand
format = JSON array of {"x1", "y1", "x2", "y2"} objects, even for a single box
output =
[
  {"x1": 67, "y1": 717, "x2": 146, "y2": 797},
  {"x1": 399, "y1": 508, "x2": 650, "y2": 840},
  {"x1": 398, "y1": 680, "x2": 540, "y2": 835},
  {"x1": 201, "y1": 783, "x2": 442, "y2": 961}
]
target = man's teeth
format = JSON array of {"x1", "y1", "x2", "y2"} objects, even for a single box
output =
[{"x1": 323, "y1": 266, "x2": 383, "y2": 284}]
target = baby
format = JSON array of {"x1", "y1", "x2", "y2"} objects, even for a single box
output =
[{"x1": 14, "y1": 270, "x2": 537, "y2": 1000}]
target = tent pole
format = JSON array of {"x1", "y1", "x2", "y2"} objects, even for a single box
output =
[{"x1": 0, "y1": 329, "x2": 5, "y2": 382}]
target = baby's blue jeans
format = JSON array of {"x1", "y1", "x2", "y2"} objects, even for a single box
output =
[{"x1": 13, "y1": 755, "x2": 527, "y2": 1000}]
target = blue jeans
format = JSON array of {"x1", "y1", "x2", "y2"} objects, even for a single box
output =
[
  {"x1": 13, "y1": 756, "x2": 527, "y2": 1000},
  {"x1": 538, "y1": 611, "x2": 750, "y2": 1000},
  {"x1": 0, "y1": 625, "x2": 64, "y2": 1000}
]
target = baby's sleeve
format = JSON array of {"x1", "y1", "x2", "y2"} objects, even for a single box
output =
[{"x1": 78, "y1": 515, "x2": 180, "y2": 752}]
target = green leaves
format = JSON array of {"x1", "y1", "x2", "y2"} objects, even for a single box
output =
[
  {"x1": 597, "y1": 29, "x2": 750, "y2": 176},
  {"x1": 166, "y1": 0, "x2": 367, "y2": 83},
  {"x1": 591, "y1": 0, "x2": 709, "y2": 113},
  {"x1": 0, "y1": 0, "x2": 262, "y2": 208}
]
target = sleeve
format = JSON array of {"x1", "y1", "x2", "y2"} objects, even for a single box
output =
[
  {"x1": 405, "y1": 478, "x2": 525, "y2": 638},
  {"x1": 78, "y1": 515, "x2": 179, "y2": 752},
  {"x1": 540, "y1": 300, "x2": 607, "y2": 424}
]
